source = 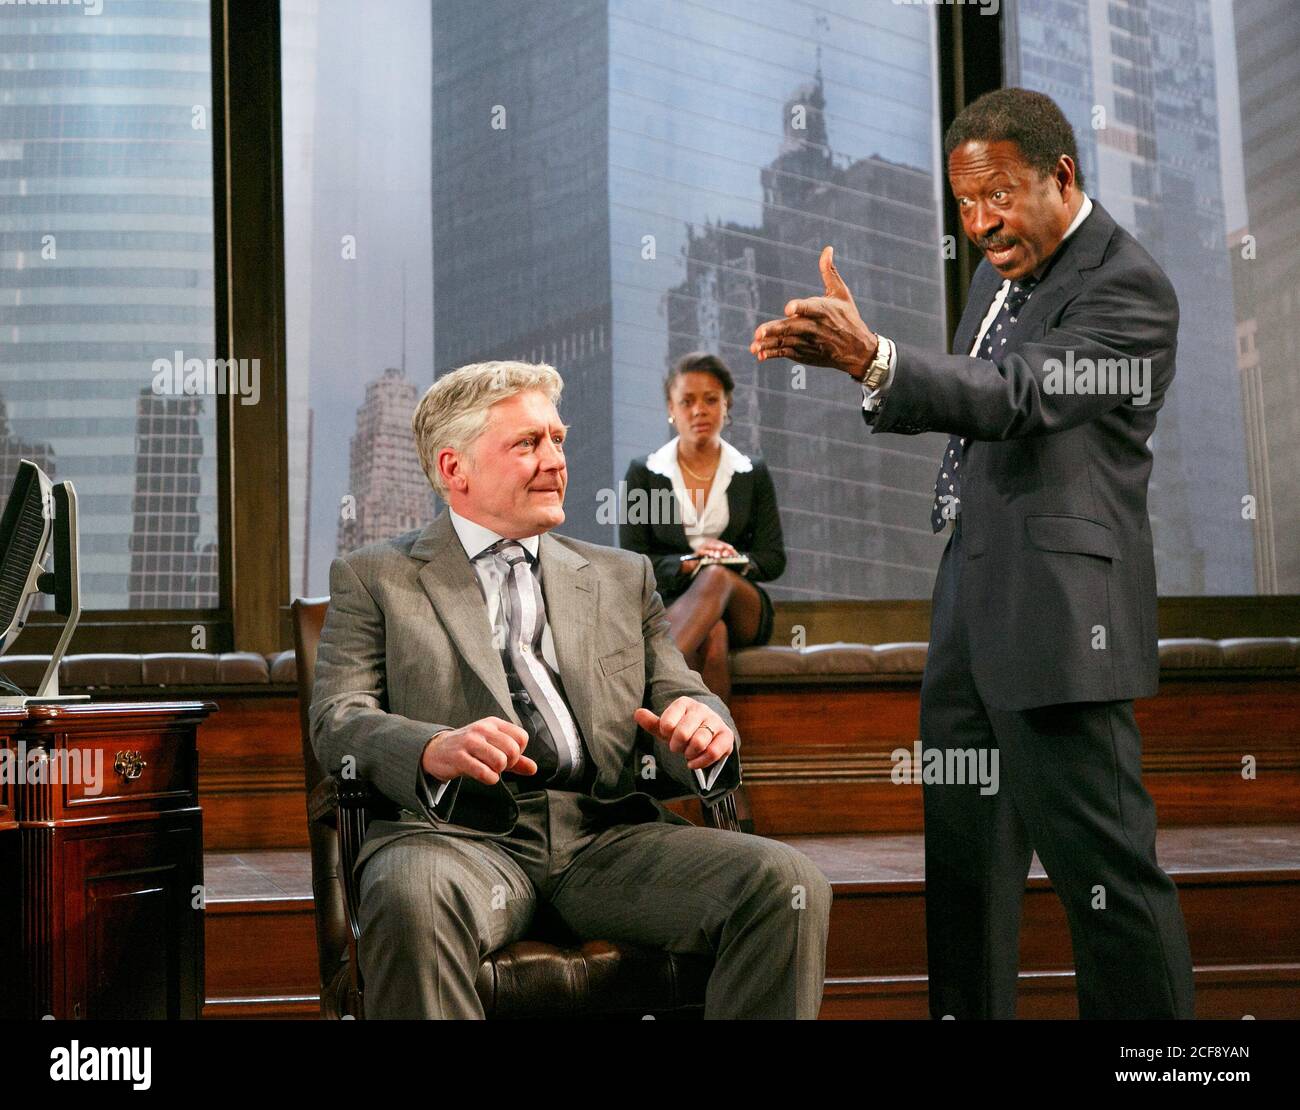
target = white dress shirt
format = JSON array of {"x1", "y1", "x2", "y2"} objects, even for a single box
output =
[
  {"x1": 423, "y1": 507, "x2": 729, "y2": 804},
  {"x1": 643, "y1": 435, "x2": 753, "y2": 549},
  {"x1": 863, "y1": 192, "x2": 1094, "y2": 411}
]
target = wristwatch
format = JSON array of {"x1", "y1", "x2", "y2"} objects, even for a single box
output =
[{"x1": 861, "y1": 335, "x2": 893, "y2": 390}]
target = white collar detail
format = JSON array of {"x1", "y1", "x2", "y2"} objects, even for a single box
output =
[{"x1": 644, "y1": 435, "x2": 753, "y2": 479}]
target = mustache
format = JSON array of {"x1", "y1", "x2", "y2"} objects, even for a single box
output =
[{"x1": 978, "y1": 234, "x2": 1017, "y2": 251}]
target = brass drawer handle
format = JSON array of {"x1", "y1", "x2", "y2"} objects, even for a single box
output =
[{"x1": 113, "y1": 750, "x2": 148, "y2": 782}]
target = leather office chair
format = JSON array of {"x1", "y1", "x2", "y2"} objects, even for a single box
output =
[{"x1": 292, "y1": 596, "x2": 750, "y2": 1019}]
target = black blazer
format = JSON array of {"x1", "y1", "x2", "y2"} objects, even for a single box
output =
[
  {"x1": 865, "y1": 199, "x2": 1174, "y2": 711},
  {"x1": 620, "y1": 450, "x2": 786, "y2": 602}
]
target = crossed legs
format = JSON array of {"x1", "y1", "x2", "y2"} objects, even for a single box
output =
[{"x1": 665, "y1": 564, "x2": 766, "y2": 700}]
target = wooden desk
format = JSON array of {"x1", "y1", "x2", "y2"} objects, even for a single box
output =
[
  {"x1": 0, "y1": 707, "x2": 22, "y2": 830},
  {"x1": 0, "y1": 700, "x2": 215, "y2": 1019}
]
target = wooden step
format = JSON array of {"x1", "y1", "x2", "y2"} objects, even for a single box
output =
[
  {"x1": 820, "y1": 964, "x2": 1300, "y2": 1019},
  {"x1": 789, "y1": 825, "x2": 1300, "y2": 1018},
  {"x1": 202, "y1": 851, "x2": 318, "y2": 1020},
  {"x1": 202, "y1": 824, "x2": 1300, "y2": 1019}
]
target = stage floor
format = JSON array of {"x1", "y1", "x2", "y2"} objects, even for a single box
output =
[{"x1": 204, "y1": 823, "x2": 1300, "y2": 901}]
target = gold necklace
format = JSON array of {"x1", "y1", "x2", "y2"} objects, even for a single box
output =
[{"x1": 677, "y1": 447, "x2": 719, "y2": 482}]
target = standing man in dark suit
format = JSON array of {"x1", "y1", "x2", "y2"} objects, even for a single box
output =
[{"x1": 749, "y1": 88, "x2": 1195, "y2": 1019}]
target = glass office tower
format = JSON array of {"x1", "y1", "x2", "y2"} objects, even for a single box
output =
[
  {"x1": 0, "y1": 0, "x2": 217, "y2": 608},
  {"x1": 1231, "y1": 0, "x2": 1300, "y2": 593}
]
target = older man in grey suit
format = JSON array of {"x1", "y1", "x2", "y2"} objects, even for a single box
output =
[{"x1": 310, "y1": 359, "x2": 831, "y2": 1019}]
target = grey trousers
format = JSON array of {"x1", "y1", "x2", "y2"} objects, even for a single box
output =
[{"x1": 356, "y1": 790, "x2": 832, "y2": 1019}]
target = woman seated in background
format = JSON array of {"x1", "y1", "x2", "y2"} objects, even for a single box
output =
[{"x1": 620, "y1": 352, "x2": 786, "y2": 702}]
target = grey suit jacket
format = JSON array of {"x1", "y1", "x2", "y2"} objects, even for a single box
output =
[
  {"x1": 865, "y1": 200, "x2": 1175, "y2": 711},
  {"x1": 310, "y1": 510, "x2": 742, "y2": 874}
]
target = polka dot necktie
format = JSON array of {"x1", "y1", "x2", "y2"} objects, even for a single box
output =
[{"x1": 929, "y1": 278, "x2": 1039, "y2": 533}]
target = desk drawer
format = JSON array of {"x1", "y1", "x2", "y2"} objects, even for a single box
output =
[{"x1": 60, "y1": 730, "x2": 195, "y2": 814}]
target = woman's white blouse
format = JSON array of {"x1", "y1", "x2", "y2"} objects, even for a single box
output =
[{"x1": 644, "y1": 436, "x2": 753, "y2": 552}]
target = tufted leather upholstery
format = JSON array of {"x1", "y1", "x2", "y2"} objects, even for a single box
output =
[
  {"x1": 474, "y1": 939, "x2": 711, "y2": 1018},
  {"x1": 727, "y1": 637, "x2": 1300, "y2": 681}
]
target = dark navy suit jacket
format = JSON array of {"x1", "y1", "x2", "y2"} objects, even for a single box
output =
[{"x1": 866, "y1": 200, "x2": 1176, "y2": 710}]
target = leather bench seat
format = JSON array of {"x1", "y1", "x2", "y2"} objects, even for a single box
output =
[
  {"x1": 729, "y1": 637, "x2": 1300, "y2": 681},
  {"x1": 1154, "y1": 637, "x2": 1300, "y2": 671},
  {"x1": 1, "y1": 637, "x2": 1296, "y2": 692},
  {"x1": 0, "y1": 651, "x2": 299, "y2": 690},
  {"x1": 729, "y1": 642, "x2": 930, "y2": 679}
]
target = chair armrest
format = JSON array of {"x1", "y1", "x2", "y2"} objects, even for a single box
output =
[
  {"x1": 699, "y1": 787, "x2": 753, "y2": 834},
  {"x1": 635, "y1": 764, "x2": 749, "y2": 832},
  {"x1": 307, "y1": 774, "x2": 384, "y2": 826}
]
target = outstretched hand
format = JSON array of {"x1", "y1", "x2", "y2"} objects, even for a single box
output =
[{"x1": 749, "y1": 245, "x2": 879, "y2": 379}]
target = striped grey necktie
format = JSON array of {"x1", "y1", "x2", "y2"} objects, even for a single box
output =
[{"x1": 478, "y1": 539, "x2": 587, "y2": 789}]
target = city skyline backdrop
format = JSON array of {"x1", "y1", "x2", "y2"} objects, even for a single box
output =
[
  {"x1": 0, "y1": 0, "x2": 1291, "y2": 610},
  {"x1": 288, "y1": 0, "x2": 1278, "y2": 601}
]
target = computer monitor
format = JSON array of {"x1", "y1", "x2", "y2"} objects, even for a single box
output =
[{"x1": 0, "y1": 459, "x2": 87, "y2": 704}]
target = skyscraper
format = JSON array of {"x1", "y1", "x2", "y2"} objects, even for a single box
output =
[
  {"x1": 0, "y1": 395, "x2": 55, "y2": 483},
  {"x1": 1232, "y1": 0, "x2": 1300, "y2": 593},
  {"x1": 1229, "y1": 224, "x2": 1276, "y2": 592},
  {"x1": 0, "y1": 0, "x2": 217, "y2": 608},
  {"x1": 665, "y1": 68, "x2": 948, "y2": 598},
  {"x1": 130, "y1": 390, "x2": 216, "y2": 607},
  {"x1": 337, "y1": 366, "x2": 436, "y2": 554},
  {"x1": 432, "y1": 0, "x2": 612, "y2": 545}
]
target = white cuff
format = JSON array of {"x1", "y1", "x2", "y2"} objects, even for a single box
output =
[{"x1": 694, "y1": 752, "x2": 729, "y2": 793}]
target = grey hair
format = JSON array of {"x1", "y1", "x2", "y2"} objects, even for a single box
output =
[{"x1": 412, "y1": 360, "x2": 563, "y2": 496}]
